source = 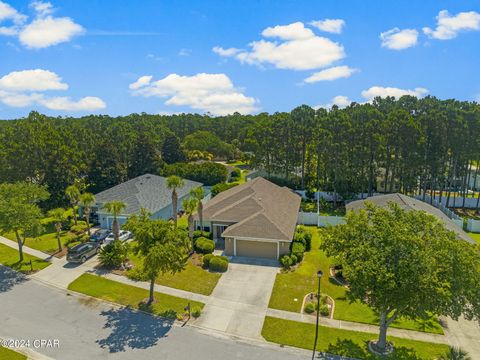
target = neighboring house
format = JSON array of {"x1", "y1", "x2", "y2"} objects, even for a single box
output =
[
  {"x1": 93, "y1": 174, "x2": 204, "y2": 229},
  {"x1": 196, "y1": 177, "x2": 301, "y2": 259},
  {"x1": 346, "y1": 193, "x2": 474, "y2": 244}
]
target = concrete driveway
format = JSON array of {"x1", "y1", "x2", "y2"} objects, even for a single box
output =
[{"x1": 195, "y1": 257, "x2": 278, "y2": 339}]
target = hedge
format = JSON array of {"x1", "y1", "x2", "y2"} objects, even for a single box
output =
[
  {"x1": 209, "y1": 256, "x2": 228, "y2": 272},
  {"x1": 195, "y1": 237, "x2": 215, "y2": 254}
]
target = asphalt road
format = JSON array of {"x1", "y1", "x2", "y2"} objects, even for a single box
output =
[{"x1": 0, "y1": 266, "x2": 307, "y2": 360}]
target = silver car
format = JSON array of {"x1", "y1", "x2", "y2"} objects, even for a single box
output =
[{"x1": 103, "y1": 230, "x2": 132, "y2": 245}]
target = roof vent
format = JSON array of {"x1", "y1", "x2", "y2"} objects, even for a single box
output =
[{"x1": 145, "y1": 175, "x2": 151, "y2": 179}]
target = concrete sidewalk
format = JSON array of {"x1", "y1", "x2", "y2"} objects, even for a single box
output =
[
  {"x1": 266, "y1": 308, "x2": 450, "y2": 345},
  {"x1": 0, "y1": 235, "x2": 61, "y2": 263}
]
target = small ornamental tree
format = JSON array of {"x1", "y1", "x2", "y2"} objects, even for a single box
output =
[
  {"x1": 48, "y1": 207, "x2": 68, "y2": 253},
  {"x1": 322, "y1": 202, "x2": 480, "y2": 354}
]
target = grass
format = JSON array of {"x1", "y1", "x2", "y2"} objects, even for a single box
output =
[
  {"x1": 0, "y1": 347, "x2": 27, "y2": 360},
  {"x1": 68, "y1": 273, "x2": 204, "y2": 319},
  {"x1": 127, "y1": 246, "x2": 221, "y2": 295},
  {"x1": 0, "y1": 243, "x2": 50, "y2": 273},
  {"x1": 262, "y1": 317, "x2": 450, "y2": 360},
  {"x1": 467, "y1": 232, "x2": 480, "y2": 245},
  {"x1": 268, "y1": 227, "x2": 444, "y2": 335}
]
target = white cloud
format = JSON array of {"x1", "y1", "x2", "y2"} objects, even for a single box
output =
[
  {"x1": 19, "y1": 16, "x2": 84, "y2": 48},
  {"x1": 423, "y1": 10, "x2": 480, "y2": 40},
  {"x1": 130, "y1": 73, "x2": 258, "y2": 115},
  {"x1": 212, "y1": 46, "x2": 242, "y2": 57},
  {"x1": 316, "y1": 95, "x2": 351, "y2": 109},
  {"x1": 361, "y1": 86, "x2": 428, "y2": 101},
  {"x1": 31, "y1": 1, "x2": 53, "y2": 17},
  {"x1": 0, "y1": 69, "x2": 106, "y2": 112},
  {"x1": 380, "y1": 28, "x2": 418, "y2": 50},
  {"x1": 0, "y1": 1, "x2": 26, "y2": 24},
  {"x1": 178, "y1": 48, "x2": 191, "y2": 56},
  {"x1": 214, "y1": 21, "x2": 345, "y2": 71},
  {"x1": 304, "y1": 65, "x2": 357, "y2": 83},
  {"x1": 309, "y1": 19, "x2": 345, "y2": 34}
]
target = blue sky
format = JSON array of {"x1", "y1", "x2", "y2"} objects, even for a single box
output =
[{"x1": 0, "y1": 0, "x2": 479, "y2": 119}]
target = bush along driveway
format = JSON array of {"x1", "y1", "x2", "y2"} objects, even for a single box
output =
[{"x1": 268, "y1": 227, "x2": 444, "y2": 335}]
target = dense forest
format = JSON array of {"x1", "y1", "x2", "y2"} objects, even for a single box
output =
[{"x1": 1, "y1": 95, "x2": 479, "y2": 208}]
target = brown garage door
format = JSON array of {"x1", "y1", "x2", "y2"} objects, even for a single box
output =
[{"x1": 236, "y1": 239, "x2": 277, "y2": 259}]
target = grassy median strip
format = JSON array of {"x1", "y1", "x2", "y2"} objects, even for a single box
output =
[
  {"x1": 268, "y1": 227, "x2": 444, "y2": 334},
  {"x1": 0, "y1": 243, "x2": 50, "y2": 273},
  {"x1": 262, "y1": 317, "x2": 449, "y2": 360},
  {"x1": 0, "y1": 346, "x2": 27, "y2": 360},
  {"x1": 68, "y1": 273, "x2": 204, "y2": 319}
]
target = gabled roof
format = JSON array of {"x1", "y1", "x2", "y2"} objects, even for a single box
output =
[
  {"x1": 202, "y1": 177, "x2": 301, "y2": 241},
  {"x1": 95, "y1": 174, "x2": 202, "y2": 215},
  {"x1": 346, "y1": 193, "x2": 474, "y2": 244}
]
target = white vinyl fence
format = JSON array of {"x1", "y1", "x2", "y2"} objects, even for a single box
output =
[
  {"x1": 420, "y1": 195, "x2": 480, "y2": 209},
  {"x1": 467, "y1": 218, "x2": 480, "y2": 233},
  {"x1": 298, "y1": 212, "x2": 346, "y2": 227}
]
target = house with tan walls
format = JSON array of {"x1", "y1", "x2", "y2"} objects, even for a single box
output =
[{"x1": 195, "y1": 177, "x2": 301, "y2": 260}]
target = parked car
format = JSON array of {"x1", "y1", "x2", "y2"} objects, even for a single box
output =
[
  {"x1": 104, "y1": 230, "x2": 132, "y2": 245},
  {"x1": 89, "y1": 229, "x2": 111, "y2": 244},
  {"x1": 67, "y1": 242, "x2": 101, "y2": 263}
]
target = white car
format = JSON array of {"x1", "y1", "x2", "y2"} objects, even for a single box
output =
[{"x1": 104, "y1": 230, "x2": 132, "y2": 245}]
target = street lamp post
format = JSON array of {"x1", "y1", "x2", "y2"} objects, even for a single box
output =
[{"x1": 312, "y1": 270, "x2": 323, "y2": 360}]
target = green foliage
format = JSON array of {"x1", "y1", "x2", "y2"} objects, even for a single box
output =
[
  {"x1": 191, "y1": 306, "x2": 202, "y2": 318},
  {"x1": 439, "y1": 347, "x2": 472, "y2": 360},
  {"x1": 161, "y1": 133, "x2": 185, "y2": 164},
  {"x1": 290, "y1": 254, "x2": 298, "y2": 264},
  {"x1": 280, "y1": 254, "x2": 293, "y2": 268},
  {"x1": 304, "y1": 302, "x2": 315, "y2": 314},
  {"x1": 202, "y1": 253, "x2": 214, "y2": 268},
  {"x1": 208, "y1": 256, "x2": 228, "y2": 272},
  {"x1": 161, "y1": 162, "x2": 228, "y2": 185},
  {"x1": 195, "y1": 237, "x2": 215, "y2": 254},
  {"x1": 211, "y1": 182, "x2": 238, "y2": 197},
  {"x1": 193, "y1": 230, "x2": 212, "y2": 239},
  {"x1": 182, "y1": 130, "x2": 235, "y2": 159},
  {"x1": 319, "y1": 304, "x2": 330, "y2": 316},
  {"x1": 291, "y1": 242, "x2": 305, "y2": 262},
  {"x1": 70, "y1": 223, "x2": 88, "y2": 234},
  {"x1": 98, "y1": 240, "x2": 129, "y2": 269}
]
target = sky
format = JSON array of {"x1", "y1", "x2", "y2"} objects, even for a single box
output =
[{"x1": 0, "y1": 0, "x2": 479, "y2": 119}]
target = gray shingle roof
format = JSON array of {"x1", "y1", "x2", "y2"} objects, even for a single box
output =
[
  {"x1": 95, "y1": 174, "x2": 202, "y2": 215},
  {"x1": 346, "y1": 193, "x2": 474, "y2": 244},
  {"x1": 201, "y1": 177, "x2": 301, "y2": 241}
]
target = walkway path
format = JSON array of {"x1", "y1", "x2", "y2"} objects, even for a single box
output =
[
  {"x1": 443, "y1": 316, "x2": 480, "y2": 358},
  {"x1": 0, "y1": 235, "x2": 61, "y2": 263},
  {"x1": 267, "y1": 308, "x2": 449, "y2": 345}
]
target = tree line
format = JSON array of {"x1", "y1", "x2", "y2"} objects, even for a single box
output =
[{"x1": 1, "y1": 95, "x2": 479, "y2": 209}]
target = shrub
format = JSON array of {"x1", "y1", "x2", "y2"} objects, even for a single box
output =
[
  {"x1": 304, "y1": 231, "x2": 312, "y2": 251},
  {"x1": 98, "y1": 240, "x2": 129, "y2": 269},
  {"x1": 191, "y1": 306, "x2": 202, "y2": 318},
  {"x1": 161, "y1": 162, "x2": 228, "y2": 186},
  {"x1": 304, "y1": 302, "x2": 315, "y2": 314},
  {"x1": 293, "y1": 232, "x2": 306, "y2": 248},
  {"x1": 70, "y1": 223, "x2": 88, "y2": 235},
  {"x1": 195, "y1": 237, "x2": 215, "y2": 254},
  {"x1": 209, "y1": 256, "x2": 228, "y2": 272},
  {"x1": 78, "y1": 234, "x2": 90, "y2": 243},
  {"x1": 127, "y1": 266, "x2": 148, "y2": 281},
  {"x1": 211, "y1": 182, "x2": 239, "y2": 197},
  {"x1": 202, "y1": 253, "x2": 214, "y2": 268},
  {"x1": 193, "y1": 230, "x2": 212, "y2": 240},
  {"x1": 291, "y1": 242, "x2": 305, "y2": 262},
  {"x1": 280, "y1": 254, "x2": 292, "y2": 268},
  {"x1": 319, "y1": 304, "x2": 330, "y2": 316},
  {"x1": 290, "y1": 254, "x2": 298, "y2": 264}
]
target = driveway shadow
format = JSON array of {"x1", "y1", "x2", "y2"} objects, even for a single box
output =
[
  {"x1": 229, "y1": 256, "x2": 279, "y2": 267},
  {"x1": 0, "y1": 265, "x2": 27, "y2": 293},
  {"x1": 96, "y1": 306, "x2": 173, "y2": 353}
]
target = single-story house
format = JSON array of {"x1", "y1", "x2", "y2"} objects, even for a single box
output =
[
  {"x1": 93, "y1": 174, "x2": 204, "y2": 229},
  {"x1": 196, "y1": 177, "x2": 301, "y2": 259},
  {"x1": 346, "y1": 193, "x2": 474, "y2": 244}
]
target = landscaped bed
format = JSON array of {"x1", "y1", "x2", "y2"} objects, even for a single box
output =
[
  {"x1": 68, "y1": 273, "x2": 204, "y2": 319},
  {"x1": 0, "y1": 346, "x2": 27, "y2": 360},
  {"x1": 268, "y1": 227, "x2": 444, "y2": 335},
  {"x1": 0, "y1": 243, "x2": 50, "y2": 273},
  {"x1": 262, "y1": 317, "x2": 449, "y2": 360}
]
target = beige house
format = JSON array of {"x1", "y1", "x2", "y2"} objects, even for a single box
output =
[{"x1": 195, "y1": 177, "x2": 301, "y2": 259}]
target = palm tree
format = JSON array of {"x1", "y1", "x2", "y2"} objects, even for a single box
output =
[
  {"x1": 190, "y1": 187, "x2": 205, "y2": 231},
  {"x1": 79, "y1": 192, "x2": 96, "y2": 236},
  {"x1": 166, "y1": 175, "x2": 184, "y2": 229},
  {"x1": 439, "y1": 347, "x2": 471, "y2": 360},
  {"x1": 65, "y1": 185, "x2": 80, "y2": 226},
  {"x1": 182, "y1": 197, "x2": 199, "y2": 245},
  {"x1": 103, "y1": 201, "x2": 126, "y2": 241},
  {"x1": 48, "y1": 208, "x2": 68, "y2": 253}
]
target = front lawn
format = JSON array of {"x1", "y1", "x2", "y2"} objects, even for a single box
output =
[
  {"x1": 0, "y1": 243, "x2": 50, "y2": 273},
  {"x1": 68, "y1": 273, "x2": 204, "y2": 319},
  {"x1": 125, "y1": 244, "x2": 221, "y2": 296},
  {"x1": 0, "y1": 346, "x2": 27, "y2": 360},
  {"x1": 262, "y1": 317, "x2": 449, "y2": 360},
  {"x1": 467, "y1": 232, "x2": 480, "y2": 245},
  {"x1": 268, "y1": 227, "x2": 444, "y2": 334}
]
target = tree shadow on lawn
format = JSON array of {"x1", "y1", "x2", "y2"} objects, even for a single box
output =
[
  {"x1": 96, "y1": 306, "x2": 174, "y2": 353},
  {"x1": 323, "y1": 339, "x2": 422, "y2": 360},
  {"x1": 0, "y1": 265, "x2": 27, "y2": 293}
]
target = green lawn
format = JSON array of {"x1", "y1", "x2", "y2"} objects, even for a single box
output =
[
  {"x1": 0, "y1": 346, "x2": 27, "y2": 360},
  {"x1": 467, "y1": 232, "x2": 480, "y2": 245},
  {"x1": 127, "y1": 248, "x2": 221, "y2": 295},
  {"x1": 262, "y1": 317, "x2": 449, "y2": 360},
  {"x1": 68, "y1": 273, "x2": 204, "y2": 319},
  {"x1": 268, "y1": 227, "x2": 444, "y2": 334},
  {"x1": 0, "y1": 243, "x2": 50, "y2": 273}
]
